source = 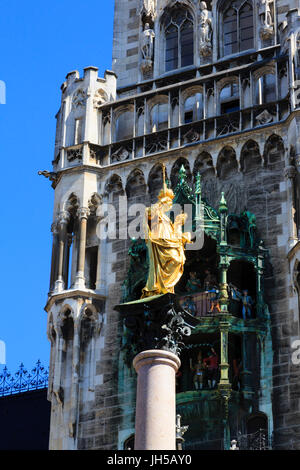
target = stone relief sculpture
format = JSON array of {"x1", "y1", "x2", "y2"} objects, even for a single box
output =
[
  {"x1": 71, "y1": 89, "x2": 87, "y2": 110},
  {"x1": 256, "y1": 109, "x2": 274, "y2": 125},
  {"x1": 93, "y1": 89, "x2": 108, "y2": 109},
  {"x1": 260, "y1": 0, "x2": 274, "y2": 40},
  {"x1": 199, "y1": 1, "x2": 213, "y2": 57},
  {"x1": 141, "y1": 23, "x2": 155, "y2": 74}
]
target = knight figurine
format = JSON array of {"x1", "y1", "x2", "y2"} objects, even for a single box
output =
[{"x1": 141, "y1": 23, "x2": 155, "y2": 74}]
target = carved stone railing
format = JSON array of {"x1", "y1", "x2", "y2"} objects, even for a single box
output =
[{"x1": 0, "y1": 360, "x2": 49, "y2": 397}]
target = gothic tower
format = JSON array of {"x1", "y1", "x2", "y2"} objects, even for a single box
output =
[{"x1": 43, "y1": 0, "x2": 300, "y2": 450}]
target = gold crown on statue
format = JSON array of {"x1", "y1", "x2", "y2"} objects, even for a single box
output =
[{"x1": 158, "y1": 164, "x2": 174, "y2": 201}]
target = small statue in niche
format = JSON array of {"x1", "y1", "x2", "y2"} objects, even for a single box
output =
[
  {"x1": 186, "y1": 271, "x2": 202, "y2": 293},
  {"x1": 190, "y1": 351, "x2": 205, "y2": 390},
  {"x1": 203, "y1": 347, "x2": 219, "y2": 389},
  {"x1": 141, "y1": 23, "x2": 155, "y2": 75},
  {"x1": 260, "y1": 0, "x2": 274, "y2": 40},
  {"x1": 208, "y1": 286, "x2": 221, "y2": 313},
  {"x1": 240, "y1": 289, "x2": 254, "y2": 320},
  {"x1": 141, "y1": 23, "x2": 155, "y2": 61},
  {"x1": 199, "y1": 1, "x2": 212, "y2": 57}
]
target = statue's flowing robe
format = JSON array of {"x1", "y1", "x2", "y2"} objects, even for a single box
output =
[{"x1": 142, "y1": 203, "x2": 191, "y2": 298}]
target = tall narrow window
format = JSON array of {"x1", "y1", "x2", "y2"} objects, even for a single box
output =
[
  {"x1": 222, "y1": 0, "x2": 254, "y2": 57},
  {"x1": 220, "y1": 83, "x2": 240, "y2": 114},
  {"x1": 184, "y1": 93, "x2": 203, "y2": 123},
  {"x1": 165, "y1": 9, "x2": 194, "y2": 72},
  {"x1": 255, "y1": 74, "x2": 276, "y2": 104},
  {"x1": 115, "y1": 110, "x2": 134, "y2": 142},
  {"x1": 150, "y1": 102, "x2": 168, "y2": 132}
]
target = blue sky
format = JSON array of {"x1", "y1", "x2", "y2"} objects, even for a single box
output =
[{"x1": 0, "y1": 0, "x2": 114, "y2": 373}]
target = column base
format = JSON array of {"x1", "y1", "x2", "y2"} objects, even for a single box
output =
[
  {"x1": 54, "y1": 279, "x2": 65, "y2": 293},
  {"x1": 74, "y1": 273, "x2": 86, "y2": 290}
]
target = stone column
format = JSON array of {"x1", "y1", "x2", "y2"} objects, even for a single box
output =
[
  {"x1": 284, "y1": 162, "x2": 298, "y2": 249},
  {"x1": 55, "y1": 212, "x2": 70, "y2": 293},
  {"x1": 50, "y1": 222, "x2": 58, "y2": 292},
  {"x1": 219, "y1": 319, "x2": 230, "y2": 386},
  {"x1": 69, "y1": 320, "x2": 80, "y2": 438},
  {"x1": 218, "y1": 318, "x2": 231, "y2": 451},
  {"x1": 75, "y1": 208, "x2": 89, "y2": 289},
  {"x1": 133, "y1": 350, "x2": 181, "y2": 450}
]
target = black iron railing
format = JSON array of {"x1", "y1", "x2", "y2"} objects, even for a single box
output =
[{"x1": 0, "y1": 360, "x2": 49, "y2": 397}]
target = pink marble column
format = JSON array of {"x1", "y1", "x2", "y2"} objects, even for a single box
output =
[{"x1": 133, "y1": 350, "x2": 181, "y2": 450}]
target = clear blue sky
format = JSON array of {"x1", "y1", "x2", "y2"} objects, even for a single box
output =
[{"x1": 0, "y1": 0, "x2": 114, "y2": 373}]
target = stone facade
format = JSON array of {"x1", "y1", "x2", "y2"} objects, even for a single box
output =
[{"x1": 43, "y1": 0, "x2": 300, "y2": 450}]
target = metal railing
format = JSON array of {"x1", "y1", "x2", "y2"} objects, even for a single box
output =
[{"x1": 0, "y1": 360, "x2": 49, "y2": 397}]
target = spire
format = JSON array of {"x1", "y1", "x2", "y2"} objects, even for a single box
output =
[
  {"x1": 219, "y1": 192, "x2": 228, "y2": 213},
  {"x1": 179, "y1": 164, "x2": 186, "y2": 184},
  {"x1": 195, "y1": 172, "x2": 202, "y2": 195}
]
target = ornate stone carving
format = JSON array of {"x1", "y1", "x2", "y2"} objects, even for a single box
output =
[
  {"x1": 199, "y1": 1, "x2": 212, "y2": 57},
  {"x1": 77, "y1": 207, "x2": 90, "y2": 220},
  {"x1": 260, "y1": 0, "x2": 274, "y2": 40},
  {"x1": 67, "y1": 147, "x2": 83, "y2": 162},
  {"x1": 183, "y1": 128, "x2": 200, "y2": 144},
  {"x1": 140, "y1": 0, "x2": 156, "y2": 20},
  {"x1": 71, "y1": 89, "x2": 87, "y2": 110},
  {"x1": 111, "y1": 146, "x2": 131, "y2": 162},
  {"x1": 256, "y1": 109, "x2": 274, "y2": 125},
  {"x1": 38, "y1": 170, "x2": 58, "y2": 184},
  {"x1": 93, "y1": 89, "x2": 108, "y2": 109},
  {"x1": 284, "y1": 164, "x2": 297, "y2": 180}
]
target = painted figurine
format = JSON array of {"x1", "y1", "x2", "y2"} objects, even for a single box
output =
[
  {"x1": 203, "y1": 348, "x2": 219, "y2": 389},
  {"x1": 190, "y1": 351, "x2": 205, "y2": 390},
  {"x1": 186, "y1": 271, "x2": 202, "y2": 293},
  {"x1": 207, "y1": 286, "x2": 221, "y2": 313},
  {"x1": 241, "y1": 289, "x2": 254, "y2": 320},
  {"x1": 203, "y1": 269, "x2": 217, "y2": 290}
]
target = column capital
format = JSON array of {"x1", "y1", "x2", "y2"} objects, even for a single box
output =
[
  {"x1": 77, "y1": 207, "x2": 90, "y2": 220},
  {"x1": 51, "y1": 222, "x2": 58, "y2": 234},
  {"x1": 115, "y1": 294, "x2": 193, "y2": 367},
  {"x1": 58, "y1": 211, "x2": 70, "y2": 225},
  {"x1": 284, "y1": 164, "x2": 297, "y2": 179},
  {"x1": 133, "y1": 349, "x2": 181, "y2": 374}
]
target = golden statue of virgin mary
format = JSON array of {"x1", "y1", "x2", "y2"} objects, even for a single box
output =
[{"x1": 141, "y1": 166, "x2": 192, "y2": 298}]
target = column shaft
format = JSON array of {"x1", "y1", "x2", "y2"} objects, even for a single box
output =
[
  {"x1": 133, "y1": 350, "x2": 180, "y2": 450},
  {"x1": 55, "y1": 213, "x2": 69, "y2": 292},
  {"x1": 75, "y1": 208, "x2": 89, "y2": 289}
]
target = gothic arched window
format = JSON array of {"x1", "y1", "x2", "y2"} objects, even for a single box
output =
[
  {"x1": 150, "y1": 102, "x2": 168, "y2": 132},
  {"x1": 165, "y1": 9, "x2": 194, "y2": 72},
  {"x1": 115, "y1": 109, "x2": 134, "y2": 142},
  {"x1": 183, "y1": 92, "x2": 203, "y2": 123},
  {"x1": 222, "y1": 0, "x2": 254, "y2": 57}
]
